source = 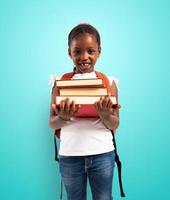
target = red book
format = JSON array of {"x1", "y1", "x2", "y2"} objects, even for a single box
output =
[{"x1": 75, "y1": 104, "x2": 98, "y2": 117}]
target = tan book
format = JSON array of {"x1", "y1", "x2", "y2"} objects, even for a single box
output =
[
  {"x1": 56, "y1": 78, "x2": 103, "y2": 88},
  {"x1": 56, "y1": 96, "x2": 117, "y2": 105},
  {"x1": 59, "y1": 87, "x2": 107, "y2": 96}
]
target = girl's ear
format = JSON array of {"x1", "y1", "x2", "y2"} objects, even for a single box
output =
[
  {"x1": 68, "y1": 48, "x2": 72, "y2": 58},
  {"x1": 98, "y1": 46, "x2": 101, "y2": 57}
]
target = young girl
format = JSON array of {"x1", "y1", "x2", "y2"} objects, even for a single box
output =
[{"x1": 49, "y1": 23, "x2": 120, "y2": 200}]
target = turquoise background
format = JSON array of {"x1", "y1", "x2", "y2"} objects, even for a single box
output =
[{"x1": 0, "y1": 0, "x2": 170, "y2": 199}]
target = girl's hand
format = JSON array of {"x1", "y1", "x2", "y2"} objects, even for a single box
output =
[
  {"x1": 95, "y1": 94, "x2": 114, "y2": 118},
  {"x1": 52, "y1": 98, "x2": 80, "y2": 121}
]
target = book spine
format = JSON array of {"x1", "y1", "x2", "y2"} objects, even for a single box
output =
[
  {"x1": 56, "y1": 96, "x2": 117, "y2": 105},
  {"x1": 59, "y1": 88, "x2": 107, "y2": 96}
]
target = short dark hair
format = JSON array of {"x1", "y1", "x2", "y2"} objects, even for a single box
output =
[{"x1": 68, "y1": 23, "x2": 101, "y2": 47}]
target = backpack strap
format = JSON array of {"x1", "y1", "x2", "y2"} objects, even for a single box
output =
[
  {"x1": 54, "y1": 136, "x2": 59, "y2": 162},
  {"x1": 95, "y1": 71, "x2": 112, "y2": 93},
  {"x1": 60, "y1": 71, "x2": 75, "y2": 80},
  {"x1": 111, "y1": 130, "x2": 126, "y2": 197}
]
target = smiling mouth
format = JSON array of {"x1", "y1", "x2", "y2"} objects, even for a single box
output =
[
  {"x1": 79, "y1": 63, "x2": 91, "y2": 68},
  {"x1": 76, "y1": 63, "x2": 93, "y2": 73}
]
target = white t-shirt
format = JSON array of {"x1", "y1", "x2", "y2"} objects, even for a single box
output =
[{"x1": 59, "y1": 71, "x2": 116, "y2": 156}]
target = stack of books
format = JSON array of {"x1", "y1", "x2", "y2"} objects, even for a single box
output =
[{"x1": 55, "y1": 78, "x2": 117, "y2": 117}]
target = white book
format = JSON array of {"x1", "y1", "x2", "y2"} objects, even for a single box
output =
[
  {"x1": 56, "y1": 96, "x2": 117, "y2": 105},
  {"x1": 59, "y1": 88, "x2": 107, "y2": 96}
]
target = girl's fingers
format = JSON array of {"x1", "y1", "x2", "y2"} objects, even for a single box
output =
[
  {"x1": 95, "y1": 101, "x2": 99, "y2": 111},
  {"x1": 52, "y1": 104, "x2": 58, "y2": 114},
  {"x1": 96, "y1": 94, "x2": 114, "y2": 114},
  {"x1": 107, "y1": 100, "x2": 113, "y2": 109},
  {"x1": 98, "y1": 97, "x2": 104, "y2": 110},
  {"x1": 60, "y1": 99, "x2": 66, "y2": 112},
  {"x1": 102, "y1": 95, "x2": 110, "y2": 108},
  {"x1": 65, "y1": 98, "x2": 71, "y2": 112},
  {"x1": 69, "y1": 100, "x2": 76, "y2": 115},
  {"x1": 70, "y1": 100, "x2": 75, "y2": 110}
]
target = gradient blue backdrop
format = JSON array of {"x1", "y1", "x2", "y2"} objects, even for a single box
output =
[{"x1": 0, "y1": 0, "x2": 170, "y2": 199}]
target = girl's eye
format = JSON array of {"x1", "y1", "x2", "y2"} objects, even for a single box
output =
[
  {"x1": 88, "y1": 49, "x2": 95, "y2": 54},
  {"x1": 73, "y1": 50, "x2": 81, "y2": 55}
]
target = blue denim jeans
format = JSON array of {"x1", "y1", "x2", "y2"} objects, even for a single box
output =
[{"x1": 59, "y1": 150, "x2": 115, "y2": 200}]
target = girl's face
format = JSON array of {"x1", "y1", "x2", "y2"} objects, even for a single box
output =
[{"x1": 68, "y1": 33, "x2": 101, "y2": 73}]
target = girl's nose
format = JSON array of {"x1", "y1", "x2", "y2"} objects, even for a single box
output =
[{"x1": 80, "y1": 52, "x2": 88, "y2": 60}]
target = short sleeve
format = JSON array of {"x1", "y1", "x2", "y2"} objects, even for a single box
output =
[
  {"x1": 108, "y1": 76, "x2": 119, "y2": 90},
  {"x1": 48, "y1": 74, "x2": 61, "y2": 94}
]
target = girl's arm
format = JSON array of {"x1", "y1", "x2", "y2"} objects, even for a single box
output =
[
  {"x1": 95, "y1": 80, "x2": 120, "y2": 132},
  {"x1": 49, "y1": 86, "x2": 66, "y2": 130},
  {"x1": 49, "y1": 86, "x2": 79, "y2": 130}
]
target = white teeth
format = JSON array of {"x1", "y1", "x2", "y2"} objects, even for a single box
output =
[{"x1": 81, "y1": 63, "x2": 90, "y2": 67}]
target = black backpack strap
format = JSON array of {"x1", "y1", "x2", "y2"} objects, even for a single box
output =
[
  {"x1": 54, "y1": 135, "x2": 63, "y2": 200},
  {"x1": 111, "y1": 130, "x2": 126, "y2": 197},
  {"x1": 54, "y1": 135, "x2": 59, "y2": 162}
]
